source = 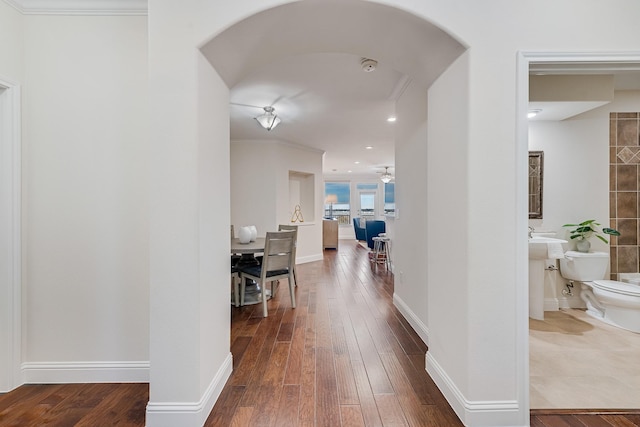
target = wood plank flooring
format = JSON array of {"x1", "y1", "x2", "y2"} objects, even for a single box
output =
[
  {"x1": 206, "y1": 241, "x2": 461, "y2": 427},
  {"x1": 1, "y1": 240, "x2": 639, "y2": 426}
]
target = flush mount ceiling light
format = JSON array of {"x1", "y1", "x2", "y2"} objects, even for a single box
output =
[
  {"x1": 380, "y1": 166, "x2": 393, "y2": 183},
  {"x1": 255, "y1": 106, "x2": 281, "y2": 131}
]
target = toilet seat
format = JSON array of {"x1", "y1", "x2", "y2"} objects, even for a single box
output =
[{"x1": 592, "y1": 280, "x2": 640, "y2": 297}]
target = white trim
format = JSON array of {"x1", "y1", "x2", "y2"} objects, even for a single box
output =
[
  {"x1": 543, "y1": 298, "x2": 559, "y2": 312},
  {"x1": 426, "y1": 352, "x2": 523, "y2": 427},
  {"x1": 2, "y1": 0, "x2": 147, "y2": 15},
  {"x1": 21, "y1": 361, "x2": 150, "y2": 383},
  {"x1": 0, "y1": 77, "x2": 22, "y2": 393},
  {"x1": 515, "y1": 51, "x2": 532, "y2": 427},
  {"x1": 146, "y1": 352, "x2": 233, "y2": 427},
  {"x1": 298, "y1": 253, "x2": 323, "y2": 264},
  {"x1": 392, "y1": 293, "x2": 429, "y2": 346}
]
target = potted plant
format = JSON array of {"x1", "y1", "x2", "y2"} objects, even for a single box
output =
[{"x1": 562, "y1": 219, "x2": 620, "y2": 252}]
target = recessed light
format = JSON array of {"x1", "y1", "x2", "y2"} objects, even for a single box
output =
[
  {"x1": 528, "y1": 109, "x2": 542, "y2": 119},
  {"x1": 365, "y1": 146, "x2": 373, "y2": 150},
  {"x1": 348, "y1": 170, "x2": 352, "y2": 173},
  {"x1": 354, "y1": 161, "x2": 360, "y2": 164},
  {"x1": 387, "y1": 116, "x2": 397, "y2": 122}
]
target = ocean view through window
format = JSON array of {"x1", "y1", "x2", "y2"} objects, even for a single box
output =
[
  {"x1": 384, "y1": 182, "x2": 395, "y2": 215},
  {"x1": 324, "y1": 182, "x2": 351, "y2": 224}
]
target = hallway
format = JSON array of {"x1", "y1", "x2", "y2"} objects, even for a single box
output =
[{"x1": 206, "y1": 241, "x2": 461, "y2": 426}]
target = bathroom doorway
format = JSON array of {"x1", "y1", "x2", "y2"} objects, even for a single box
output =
[{"x1": 520, "y1": 52, "x2": 640, "y2": 410}]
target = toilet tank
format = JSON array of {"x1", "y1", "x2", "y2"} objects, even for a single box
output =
[{"x1": 559, "y1": 251, "x2": 609, "y2": 281}]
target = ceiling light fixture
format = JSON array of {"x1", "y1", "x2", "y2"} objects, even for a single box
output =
[
  {"x1": 380, "y1": 166, "x2": 393, "y2": 184},
  {"x1": 255, "y1": 106, "x2": 281, "y2": 131},
  {"x1": 528, "y1": 109, "x2": 542, "y2": 119},
  {"x1": 387, "y1": 116, "x2": 397, "y2": 122}
]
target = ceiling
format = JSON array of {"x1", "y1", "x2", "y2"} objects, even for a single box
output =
[
  {"x1": 229, "y1": 53, "x2": 406, "y2": 178},
  {"x1": 202, "y1": 0, "x2": 466, "y2": 180},
  {"x1": 528, "y1": 62, "x2": 640, "y2": 121}
]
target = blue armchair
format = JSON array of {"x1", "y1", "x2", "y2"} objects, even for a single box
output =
[
  {"x1": 353, "y1": 218, "x2": 367, "y2": 241},
  {"x1": 365, "y1": 220, "x2": 386, "y2": 249}
]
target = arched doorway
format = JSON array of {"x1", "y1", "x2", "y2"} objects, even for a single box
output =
[{"x1": 147, "y1": 2, "x2": 486, "y2": 426}]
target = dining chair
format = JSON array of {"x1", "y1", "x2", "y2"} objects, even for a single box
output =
[
  {"x1": 278, "y1": 224, "x2": 298, "y2": 286},
  {"x1": 230, "y1": 225, "x2": 241, "y2": 306},
  {"x1": 237, "y1": 230, "x2": 296, "y2": 317}
]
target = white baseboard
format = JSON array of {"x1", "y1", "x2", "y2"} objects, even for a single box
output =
[
  {"x1": 392, "y1": 293, "x2": 429, "y2": 346},
  {"x1": 426, "y1": 353, "x2": 524, "y2": 427},
  {"x1": 544, "y1": 297, "x2": 559, "y2": 312},
  {"x1": 22, "y1": 360, "x2": 150, "y2": 383},
  {"x1": 297, "y1": 253, "x2": 323, "y2": 264},
  {"x1": 558, "y1": 295, "x2": 586, "y2": 309},
  {"x1": 146, "y1": 352, "x2": 233, "y2": 427}
]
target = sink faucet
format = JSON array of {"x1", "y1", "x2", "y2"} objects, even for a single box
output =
[{"x1": 528, "y1": 226, "x2": 534, "y2": 238}]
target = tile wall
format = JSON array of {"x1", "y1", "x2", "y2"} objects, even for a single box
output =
[{"x1": 610, "y1": 112, "x2": 640, "y2": 279}]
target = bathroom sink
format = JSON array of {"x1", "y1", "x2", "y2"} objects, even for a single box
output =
[
  {"x1": 528, "y1": 235, "x2": 567, "y2": 320},
  {"x1": 528, "y1": 236, "x2": 567, "y2": 260},
  {"x1": 531, "y1": 232, "x2": 557, "y2": 238}
]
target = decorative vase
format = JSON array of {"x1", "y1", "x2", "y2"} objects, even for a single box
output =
[
  {"x1": 248, "y1": 225, "x2": 257, "y2": 242},
  {"x1": 576, "y1": 238, "x2": 591, "y2": 253},
  {"x1": 238, "y1": 226, "x2": 251, "y2": 244}
]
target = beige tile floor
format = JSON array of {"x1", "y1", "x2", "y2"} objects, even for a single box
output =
[{"x1": 530, "y1": 309, "x2": 640, "y2": 409}]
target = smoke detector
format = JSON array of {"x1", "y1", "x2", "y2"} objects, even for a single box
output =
[{"x1": 361, "y1": 58, "x2": 378, "y2": 72}]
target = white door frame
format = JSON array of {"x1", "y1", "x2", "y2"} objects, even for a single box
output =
[
  {"x1": 0, "y1": 76, "x2": 22, "y2": 392},
  {"x1": 516, "y1": 51, "x2": 640, "y2": 416}
]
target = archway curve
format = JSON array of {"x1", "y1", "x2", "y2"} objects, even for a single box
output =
[{"x1": 199, "y1": 0, "x2": 467, "y2": 91}]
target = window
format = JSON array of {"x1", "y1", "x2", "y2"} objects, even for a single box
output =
[
  {"x1": 324, "y1": 182, "x2": 350, "y2": 224},
  {"x1": 384, "y1": 182, "x2": 395, "y2": 215},
  {"x1": 356, "y1": 183, "x2": 378, "y2": 220}
]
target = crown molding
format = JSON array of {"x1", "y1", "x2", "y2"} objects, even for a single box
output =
[{"x1": 3, "y1": 0, "x2": 147, "y2": 15}]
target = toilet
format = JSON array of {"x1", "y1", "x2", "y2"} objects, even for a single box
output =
[{"x1": 559, "y1": 251, "x2": 640, "y2": 333}]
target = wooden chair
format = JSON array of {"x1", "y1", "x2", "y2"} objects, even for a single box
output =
[
  {"x1": 278, "y1": 224, "x2": 298, "y2": 286},
  {"x1": 230, "y1": 225, "x2": 241, "y2": 306},
  {"x1": 237, "y1": 230, "x2": 296, "y2": 317}
]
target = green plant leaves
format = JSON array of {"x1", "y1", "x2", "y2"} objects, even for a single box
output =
[
  {"x1": 562, "y1": 219, "x2": 620, "y2": 244},
  {"x1": 603, "y1": 227, "x2": 621, "y2": 236}
]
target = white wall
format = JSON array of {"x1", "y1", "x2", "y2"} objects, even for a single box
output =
[
  {"x1": 0, "y1": 1, "x2": 22, "y2": 81},
  {"x1": 20, "y1": 14, "x2": 149, "y2": 379},
  {"x1": 393, "y1": 79, "x2": 430, "y2": 343},
  {"x1": 425, "y1": 51, "x2": 472, "y2": 410},
  {"x1": 230, "y1": 141, "x2": 278, "y2": 234},
  {"x1": 147, "y1": 1, "x2": 233, "y2": 424},
  {"x1": 529, "y1": 90, "x2": 640, "y2": 307},
  {"x1": 231, "y1": 140, "x2": 323, "y2": 263}
]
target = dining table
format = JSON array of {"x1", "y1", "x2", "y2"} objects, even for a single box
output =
[{"x1": 231, "y1": 237, "x2": 268, "y2": 305}]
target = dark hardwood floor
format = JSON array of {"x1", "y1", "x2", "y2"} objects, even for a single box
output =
[
  {"x1": 206, "y1": 241, "x2": 461, "y2": 427},
  {"x1": 1, "y1": 240, "x2": 639, "y2": 426}
]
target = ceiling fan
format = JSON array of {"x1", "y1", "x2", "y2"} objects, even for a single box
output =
[{"x1": 230, "y1": 102, "x2": 282, "y2": 130}]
